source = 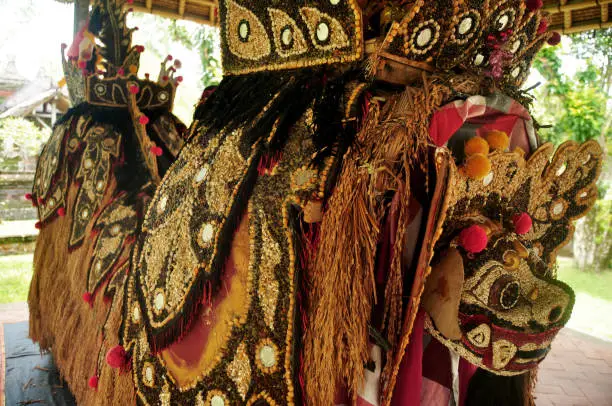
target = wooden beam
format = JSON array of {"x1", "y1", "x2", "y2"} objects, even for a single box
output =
[
  {"x1": 130, "y1": 4, "x2": 216, "y2": 26},
  {"x1": 545, "y1": 0, "x2": 612, "y2": 13},
  {"x1": 603, "y1": 4, "x2": 610, "y2": 22},
  {"x1": 146, "y1": 0, "x2": 153, "y2": 11},
  {"x1": 179, "y1": 0, "x2": 186, "y2": 17}
]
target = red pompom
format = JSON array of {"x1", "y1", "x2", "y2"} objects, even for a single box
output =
[
  {"x1": 548, "y1": 32, "x2": 562, "y2": 46},
  {"x1": 162, "y1": 75, "x2": 169, "y2": 81},
  {"x1": 88, "y1": 375, "x2": 99, "y2": 390},
  {"x1": 135, "y1": 45, "x2": 145, "y2": 53},
  {"x1": 61, "y1": 43, "x2": 67, "y2": 50},
  {"x1": 25, "y1": 193, "x2": 33, "y2": 201},
  {"x1": 127, "y1": 0, "x2": 134, "y2": 4},
  {"x1": 58, "y1": 207, "x2": 66, "y2": 217},
  {"x1": 526, "y1": 0, "x2": 543, "y2": 11},
  {"x1": 513, "y1": 213, "x2": 533, "y2": 235},
  {"x1": 106, "y1": 345, "x2": 128, "y2": 369},
  {"x1": 128, "y1": 84, "x2": 139, "y2": 94},
  {"x1": 176, "y1": 76, "x2": 184, "y2": 83},
  {"x1": 34, "y1": 221, "x2": 42, "y2": 230},
  {"x1": 166, "y1": 54, "x2": 173, "y2": 61},
  {"x1": 117, "y1": 67, "x2": 125, "y2": 76},
  {"x1": 82, "y1": 292, "x2": 94, "y2": 305},
  {"x1": 150, "y1": 146, "x2": 163, "y2": 157},
  {"x1": 459, "y1": 225, "x2": 489, "y2": 254},
  {"x1": 537, "y1": 19, "x2": 549, "y2": 34},
  {"x1": 138, "y1": 115, "x2": 150, "y2": 125},
  {"x1": 77, "y1": 60, "x2": 87, "y2": 69}
]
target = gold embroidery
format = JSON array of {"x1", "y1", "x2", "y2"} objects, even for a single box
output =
[
  {"x1": 225, "y1": 0, "x2": 271, "y2": 61},
  {"x1": 87, "y1": 197, "x2": 138, "y2": 294},
  {"x1": 268, "y1": 8, "x2": 308, "y2": 58},
  {"x1": 227, "y1": 342, "x2": 252, "y2": 400},
  {"x1": 70, "y1": 124, "x2": 121, "y2": 247},
  {"x1": 150, "y1": 115, "x2": 184, "y2": 158},
  {"x1": 300, "y1": 7, "x2": 350, "y2": 51},
  {"x1": 259, "y1": 215, "x2": 281, "y2": 331},
  {"x1": 205, "y1": 130, "x2": 247, "y2": 215}
]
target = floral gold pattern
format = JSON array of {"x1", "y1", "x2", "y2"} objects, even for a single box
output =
[
  {"x1": 69, "y1": 124, "x2": 122, "y2": 248},
  {"x1": 87, "y1": 193, "x2": 138, "y2": 294}
]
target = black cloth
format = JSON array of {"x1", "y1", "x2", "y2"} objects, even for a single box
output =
[{"x1": 3, "y1": 322, "x2": 76, "y2": 405}]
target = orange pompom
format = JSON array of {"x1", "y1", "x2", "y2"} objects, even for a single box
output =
[
  {"x1": 465, "y1": 136, "x2": 490, "y2": 156},
  {"x1": 464, "y1": 154, "x2": 492, "y2": 180},
  {"x1": 485, "y1": 130, "x2": 510, "y2": 151}
]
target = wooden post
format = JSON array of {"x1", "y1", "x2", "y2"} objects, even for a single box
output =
[{"x1": 74, "y1": 0, "x2": 90, "y2": 37}]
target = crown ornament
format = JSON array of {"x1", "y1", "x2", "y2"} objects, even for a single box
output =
[{"x1": 61, "y1": 0, "x2": 181, "y2": 109}]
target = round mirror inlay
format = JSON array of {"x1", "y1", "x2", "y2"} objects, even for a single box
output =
[
  {"x1": 316, "y1": 22, "x2": 330, "y2": 42},
  {"x1": 259, "y1": 345, "x2": 277, "y2": 368},
  {"x1": 238, "y1": 20, "x2": 250, "y2": 41},
  {"x1": 211, "y1": 396, "x2": 225, "y2": 406},
  {"x1": 281, "y1": 27, "x2": 293, "y2": 46},
  {"x1": 458, "y1": 17, "x2": 473, "y2": 35}
]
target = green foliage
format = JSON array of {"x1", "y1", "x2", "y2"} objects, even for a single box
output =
[
  {"x1": 533, "y1": 30, "x2": 611, "y2": 272},
  {"x1": 0, "y1": 117, "x2": 50, "y2": 171},
  {"x1": 168, "y1": 21, "x2": 221, "y2": 89},
  {"x1": 0, "y1": 254, "x2": 33, "y2": 304},
  {"x1": 533, "y1": 43, "x2": 610, "y2": 145}
]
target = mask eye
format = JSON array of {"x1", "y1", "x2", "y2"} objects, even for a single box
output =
[{"x1": 489, "y1": 275, "x2": 521, "y2": 310}]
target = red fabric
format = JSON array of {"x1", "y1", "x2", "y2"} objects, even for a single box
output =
[
  {"x1": 459, "y1": 358, "x2": 478, "y2": 406},
  {"x1": 428, "y1": 95, "x2": 534, "y2": 154},
  {"x1": 391, "y1": 310, "x2": 425, "y2": 406}
]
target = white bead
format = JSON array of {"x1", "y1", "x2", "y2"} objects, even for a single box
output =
[
  {"x1": 497, "y1": 15, "x2": 510, "y2": 31},
  {"x1": 474, "y1": 54, "x2": 485, "y2": 66},
  {"x1": 483, "y1": 172, "x2": 494, "y2": 186},
  {"x1": 159, "y1": 196, "x2": 168, "y2": 212},
  {"x1": 194, "y1": 166, "x2": 209, "y2": 183},
  {"x1": 511, "y1": 40, "x2": 521, "y2": 53},
  {"x1": 330, "y1": 0, "x2": 340, "y2": 4},
  {"x1": 316, "y1": 22, "x2": 330, "y2": 42},
  {"x1": 281, "y1": 27, "x2": 293, "y2": 46},
  {"x1": 133, "y1": 305, "x2": 140, "y2": 321},
  {"x1": 458, "y1": 17, "x2": 473, "y2": 35},
  {"x1": 416, "y1": 28, "x2": 433, "y2": 47},
  {"x1": 211, "y1": 395, "x2": 225, "y2": 406},
  {"x1": 201, "y1": 223, "x2": 214, "y2": 243},
  {"x1": 511, "y1": 66, "x2": 521, "y2": 78},
  {"x1": 552, "y1": 203, "x2": 564, "y2": 216},
  {"x1": 239, "y1": 22, "x2": 249, "y2": 40},
  {"x1": 144, "y1": 365, "x2": 153, "y2": 384},
  {"x1": 154, "y1": 292, "x2": 165, "y2": 310},
  {"x1": 260, "y1": 345, "x2": 276, "y2": 368}
]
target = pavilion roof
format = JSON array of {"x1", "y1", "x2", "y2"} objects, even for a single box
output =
[{"x1": 67, "y1": 1, "x2": 612, "y2": 34}]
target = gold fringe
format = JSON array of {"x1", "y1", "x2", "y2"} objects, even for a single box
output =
[
  {"x1": 28, "y1": 181, "x2": 135, "y2": 405},
  {"x1": 305, "y1": 73, "x2": 485, "y2": 405}
]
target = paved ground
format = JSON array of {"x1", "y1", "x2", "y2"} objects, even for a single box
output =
[
  {"x1": 535, "y1": 328, "x2": 612, "y2": 406},
  {"x1": 1, "y1": 302, "x2": 611, "y2": 405}
]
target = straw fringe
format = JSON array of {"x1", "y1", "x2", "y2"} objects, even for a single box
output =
[
  {"x1": 28, "y1": 181, "x2": 135, "y2": 405},
  {"x1": 304, "y1": 74, "x2": 476, "y2": 404}
]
